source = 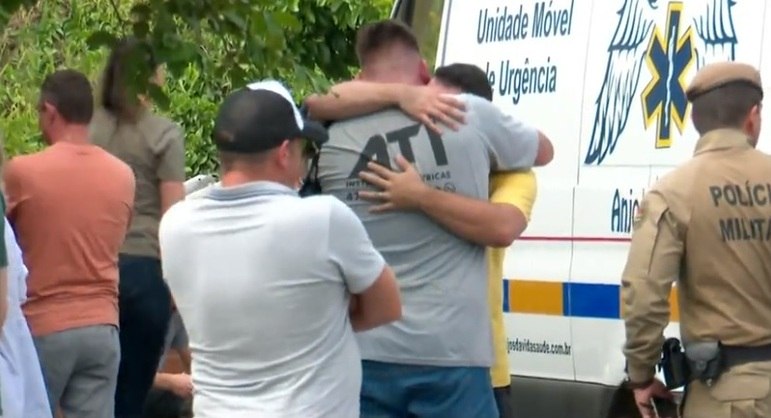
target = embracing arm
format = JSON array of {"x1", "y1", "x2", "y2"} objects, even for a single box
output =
[
  {"x1": 304, "y1": 81, "x2": 406, "y2": 121},
  {"x1": 418, "y1": 188, "x2": 522, "y2": 247},
  {"x1": 417, "y1": 171, "x2": 536, "y2": 247},
  {"x1": 360, "y1": 156, "x2": 535, "y2": 248},
  {"x1": 304, "y1": 81, "x2": 465, "y2": 132}
]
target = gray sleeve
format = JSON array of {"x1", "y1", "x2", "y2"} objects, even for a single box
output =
[
  {"x1": 327, "y1": 199, "x2": 386, "y2": 294},
  {"x1": 156, "y1": 124, "x2": 187, "y2": 182},
  {"x1": 169, "y1": 312, "x2": 189, "y2": 349},
  {"x1": 464, "y1": 94, "x2": 540, "y2": 170}
]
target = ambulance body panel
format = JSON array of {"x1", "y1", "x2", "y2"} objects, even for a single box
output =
[{"x1": 392, "y1": 0, "x2": 771, "y2": 416}]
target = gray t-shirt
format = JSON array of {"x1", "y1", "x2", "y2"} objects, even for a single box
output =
[
  {"x1": 317, "y1": 93, "x2": 539, "y2": 367},
  {"x1": 159, "y1": 182, "x2": 385, "y2": 417},
  {"x1": 158, "y1": 310, "x2": 189, "y2": 369},
  {"x1": 90, "y1": 108, "x2": 186, "y2": 259}
]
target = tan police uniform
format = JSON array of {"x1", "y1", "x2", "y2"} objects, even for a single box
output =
[{"x1": 620, "y1": 62, "x2": 771, "y2": 418}]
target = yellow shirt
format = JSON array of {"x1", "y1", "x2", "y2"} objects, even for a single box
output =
[{"x1": 488, "y1": 170, "x2": 537, "y2": 387}]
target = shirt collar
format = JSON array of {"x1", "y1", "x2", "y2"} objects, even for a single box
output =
[
  {"x1": 693, "y1": 128, "x2": 753, "y2": 156},
  {"x1": 207, "y1": 181, "x2": 298, "y2": 201}
]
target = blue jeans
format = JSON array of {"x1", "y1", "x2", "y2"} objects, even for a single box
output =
[
  {"x1": 114, "y1": 255, "x2": 172, "y2": 418},
  {"x1": 361, "y1": 360, "x2": 499, "y2": 418}
]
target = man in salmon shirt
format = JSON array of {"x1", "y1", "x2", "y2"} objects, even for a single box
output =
[{"x1": 4, "y1": 69, "x2": 135, "y2": 418}]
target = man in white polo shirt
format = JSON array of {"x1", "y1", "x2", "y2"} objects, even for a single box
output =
[{"x1": 159, "y1": 80, "x2": 402, "y2": 418}]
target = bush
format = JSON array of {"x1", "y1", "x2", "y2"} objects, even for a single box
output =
[{"x1": 0, "y1": 0, "x2": 392, "y2": 176}]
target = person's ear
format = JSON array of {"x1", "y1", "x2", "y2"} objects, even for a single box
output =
[
  {"x1": 41, "y1": 102, "x2": 57, "y2": 124},
  {"x1": 41, "y1": 101, "x2": 55, "y2": 114},
  {"x1": 153, "y1": 65, "x2": 166, "y2": 86},
  {"x1": 277, "y1": 140, "x2": 293, "y2": 169},
  {"x1": 419, "y1": 59, "x2": 431, "y2": 85},
  {"x1": 743, "y1": 104, "x2": 762, "y2": 144}
]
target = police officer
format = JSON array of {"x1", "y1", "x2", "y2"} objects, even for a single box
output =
[{"x1": 621, "y1": 61, "x2": 770, "y2": 418}]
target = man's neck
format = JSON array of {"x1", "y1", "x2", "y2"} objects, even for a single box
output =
[
  {"x1": 219, "y1": 169, "x2": 292, "y2": 189},
  {"x1": 49, "y1": 125, "x2": 90, "y2": 145},
  {"x1": 368, "y1": 73, "x2": 423, "y2": 86},
  {"x1": 361, "y1": 66, "x2": 423, "y2": 86}
]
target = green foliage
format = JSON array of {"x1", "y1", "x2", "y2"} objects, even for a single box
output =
[
  {"x1": 411, "y1": 0, "x2": 444, "y2": 70},
  {"x1": 0, "y1": 0, "x2": 392, "y2": 176}
]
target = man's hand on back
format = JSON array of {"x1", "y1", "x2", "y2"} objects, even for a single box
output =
[
  {"x1": 358, "y1": 155, "x2": 429, "y2": 212},
  {"x1": 397, "y1": 86, "x2": 466, "y2": 134}
]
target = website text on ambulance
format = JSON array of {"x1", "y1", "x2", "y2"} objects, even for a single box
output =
[{"x1": 508, "y1": 338, "x2": 572, "y2": 356}]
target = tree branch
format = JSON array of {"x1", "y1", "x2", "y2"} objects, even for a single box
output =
[{"x1": 108, "y1": 0, "x2": 125, "y2": 29}]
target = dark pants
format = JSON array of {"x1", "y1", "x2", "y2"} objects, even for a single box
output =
[
  {"x1": 605, "y1": 383, "x2": 642, "y2": 418},
  {"x1": 115, "y1": 254, "x2": 172, "y2": 418},
  {"x1": 142, "y1": 388, "x2": 192, "y2": 418},
  {"x1": 493, "y1": 386, "x2": 514, "y2": 418}
]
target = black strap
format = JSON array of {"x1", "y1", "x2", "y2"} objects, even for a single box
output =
[
  {"x1": 723, "y1": 343, "x2": 771, "y2": 368},
  {"x1": 299, "y1": 153, "x2": 322, "y2": 197}
]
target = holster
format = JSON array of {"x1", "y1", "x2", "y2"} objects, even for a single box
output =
[
  {"x1": 661, "y1": 339, "x2": 771, "y2": 415},
  {"x1": 683, "y1": 340, "x2": 725, "y2": 386},
  {"x1": 658, "y1": 338, "x2": 725, "y2": 387},
  {"x1": 659, "y1": 338, "x2": 690, "y2": 389}
]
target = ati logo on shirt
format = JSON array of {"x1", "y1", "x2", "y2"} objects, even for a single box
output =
[{"x1": 347, "y1": 123, "x2": 448, "y2": 179}]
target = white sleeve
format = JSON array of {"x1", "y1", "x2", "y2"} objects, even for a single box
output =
[
  {"x1": 158, "y1": 205, "x2": 186, "y2": 288},
  {"x1": 464, "y1": 94, "x2": 540, "y2": 170},
  {"x1": 327, "y1": 199, "x2": 386, "y2": 294}
]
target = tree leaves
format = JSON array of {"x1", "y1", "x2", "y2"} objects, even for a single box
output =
[
  {"x1": 147, "y1": 82, "x2": 169, "y2": 109},
  {"x1": 132, "y1": 20, "x2": 149, "y2": 37},
  {"x1": 85, "y1": 29, "x2": 116, "y2": 48},
  {"x1": 62, "y1": 0, "x2": 392, "y2": 104},
  {"x1": 129, "y1": 3, "x2": 151, "y2": 20},
  {"x1": 0, "y1": 0, "x2": 392, "y2": 175},
  {"x1": 221, "y1": 10, "x2": 246, "y2": 31}
]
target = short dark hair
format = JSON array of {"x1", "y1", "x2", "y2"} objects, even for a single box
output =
[
  {"x1": 434, "y1": 63, "x2": 493, "y2": 101},
  {"x1": 99, "y1": 36, "x2": 159, "y2": 123},
  {"x1": 40, "y1": 69, "x2": 94, "y2": 125},
  {"x1": 355, "y1": 19, "x2": 420, "y2": 66},
  {"x1": 218, "y1": 150, "x2": 270, "y2": 172},
  {"x1": 691, "y1": 83, "x2": 762, "y2": 135}
]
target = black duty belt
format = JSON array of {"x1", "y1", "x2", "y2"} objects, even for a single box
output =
[{"x1": 723, "y1": 343, "x2": 771, "y2": 368}]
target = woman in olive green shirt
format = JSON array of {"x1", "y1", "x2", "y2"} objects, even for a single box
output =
[{"x1": 89, "y1": 37, "x2": 186, "y2": 418}]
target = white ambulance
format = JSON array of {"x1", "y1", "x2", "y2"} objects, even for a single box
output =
[{"x1": 390, "y1": 0, "x2": 771, "y2": 416}]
